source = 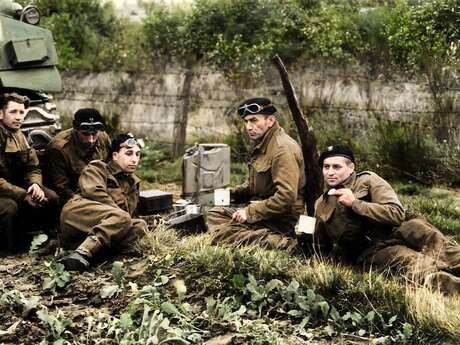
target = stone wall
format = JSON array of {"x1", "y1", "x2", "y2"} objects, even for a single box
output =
[{"x1": 54, "y1": 63, "x2": 460, "y2": 144}]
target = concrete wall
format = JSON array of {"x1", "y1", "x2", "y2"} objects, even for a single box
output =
[{"x1": 54, "y1": 63, "x2": 460, "y2": 143}]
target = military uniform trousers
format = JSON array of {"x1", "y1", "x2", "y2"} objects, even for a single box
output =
[
  {"x1": 207, "y1": 206, "x2": 298, "y2": 252},
  {"x1": 60, "y1": 196, "x2": 147, "y2": 257},
  {"x1": 0, "y1": 186, "x2": 59, "y2": 251},
  {"x1": 361, "y1": 218, "x2": 460, "y2": 294}
]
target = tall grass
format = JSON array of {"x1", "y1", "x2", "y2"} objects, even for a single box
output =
[{"x1": 136, "y1": 225, "x2": 460, "y2": 342}]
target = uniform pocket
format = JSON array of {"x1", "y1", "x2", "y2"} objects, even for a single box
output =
[{"x1": 252, "y1": 159, "x2": 273, "y2": 196}]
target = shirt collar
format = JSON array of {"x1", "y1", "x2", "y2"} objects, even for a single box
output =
[{"x1": 253, "y1": 122, "x2": 279, "y2": 154}]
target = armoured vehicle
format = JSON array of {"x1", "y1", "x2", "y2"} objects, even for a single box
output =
[{"x1": 0, "y1": 0, "x2": 61, "y2": 148}]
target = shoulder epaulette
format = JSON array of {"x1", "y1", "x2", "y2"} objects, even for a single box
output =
[{"x1": 356, "y1": 171, "x2": 372, "y2": 176}]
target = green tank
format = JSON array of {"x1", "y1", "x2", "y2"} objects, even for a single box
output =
[{"x1": 0, "y1": 0, "x2": 61, "y2": 148}]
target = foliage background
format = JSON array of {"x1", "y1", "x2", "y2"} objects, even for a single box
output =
[{"x1": 22, "y1": 0, "x2": 459, "y2": 78}]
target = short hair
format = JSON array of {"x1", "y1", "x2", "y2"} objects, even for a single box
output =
[{"x1": 0, "y1": 93, "x2": 30, "y2": 110}]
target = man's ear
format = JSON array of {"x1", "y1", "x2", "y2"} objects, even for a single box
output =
[
  {"x1": 267, "y1": 115, "x2": 276, "y2": 127},
  {"x1": 112, "y1": 151, "x2": 118, "y2": 162}
]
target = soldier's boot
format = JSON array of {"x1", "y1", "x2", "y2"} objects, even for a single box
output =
[
  {"x1": 61, "y1": 251, "x2": 90, "y2": 272},
  {"x1": 424, "y1": 271, "x2": 460, "y2": 296}
]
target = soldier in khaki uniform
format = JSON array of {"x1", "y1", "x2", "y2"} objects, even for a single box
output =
[
  {"x1": 207, "y1": 98, "x2": 305, "y2": 251},
  {"x1": 44, "y1": 108, "x2": 111, "y2": 205},
  {"x1": 314, "y1": 145, "x2": 460, "y2": 295},
  {"x1": 60, "y1": 133, "x2": 147, "y2": 271},
  {"x1": 0, "y1": 93, "x2": 59, "y2": 251}
]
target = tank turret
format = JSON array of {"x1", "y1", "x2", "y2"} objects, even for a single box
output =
[{"x1": 0, "y1": 0, "x2": 62, "y2": 148}]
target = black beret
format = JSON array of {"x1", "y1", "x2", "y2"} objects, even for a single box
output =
[
  {"x1": 237, "y1": 97, "x2": 277, "y2": 118},
  {"x1": 110, "y1": 132, "x2": 136, "y2": 154},
  {"x1": 318, "y1": 145, "x2": 355, "y2": 166},
  {"x1": 73, "y1": 108, "x2": 105, "y2": 131}
]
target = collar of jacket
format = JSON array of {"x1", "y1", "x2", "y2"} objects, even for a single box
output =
[
  {"x1": 108, "y1": 160, "x2": 141, "y2": 185},
  {"x1": 252, "y1": 121, "x2": 280, "y2": 154},
  {"x1": 0, "y1": 123, "x2": 29, "y2": 152}
]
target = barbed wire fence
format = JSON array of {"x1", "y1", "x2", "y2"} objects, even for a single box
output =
[{"x1": 55, "y1": 82, "x2": 460, "y2": 150}]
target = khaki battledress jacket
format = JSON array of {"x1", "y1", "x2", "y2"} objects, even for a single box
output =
[
  {"x1": 44, "y1": 129, "x2": 111, "y2": 204},
  {"x1": 207, "y1": 123, "x2": 306, "y2": 251},
  {"x1": 0, "y1": 123, "x2": 42, "y2": 200},
  {"x1": 314, "y1": 171, "x2": 460, "y2": 294},
  {"x1": 0, "y1": 124, "x2": 58, "y2": 247},
  {"x1": 60, "y1": 160, "x2": 147, "y2": 257}
]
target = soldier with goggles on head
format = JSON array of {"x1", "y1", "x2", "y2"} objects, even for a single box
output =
[
  {"x1": 207, "y1": 97, "x2": 306, "y2": 252},
  {"x1": 43, "y1": 108, "x2": 111, "y2": 205},
  {"x1": 60, "y1": 133, "x2": 147, "y2": 271}
]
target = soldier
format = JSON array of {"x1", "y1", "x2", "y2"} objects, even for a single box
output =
[
  {"x1": 60, "y1": 133, "x2": 147, "y2": 271},
  {"x1": 314, "y1": 145, "x2": 460, "y2": 295},
  {"x1": 44, "y1": 108, "x2": 111, "y2": 205},
  {"x1": 0, "y1": 92, "x2": 59, "y2": 250},
  {"x1": 207, "y1": 97, "x2": 306, "y2": 251}
]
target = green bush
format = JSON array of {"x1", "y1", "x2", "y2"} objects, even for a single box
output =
[{"x1": 27, "y1": 0, "x2": 459, "y2": 79}]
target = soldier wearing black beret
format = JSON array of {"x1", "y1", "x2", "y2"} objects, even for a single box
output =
[
  {"x1": 207, "y1": 97, "x2": 306, "y2": 251},
  {"x1": 314, "y1": 144, "x2": 460, "y2": 295},
  {"x1": 43, "y1": 108, "x2": 111, "y2": 205}
]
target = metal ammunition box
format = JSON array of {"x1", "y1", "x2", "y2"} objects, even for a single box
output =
[{"x1": 137, "y1": 189, "x2": 173, "y2": 215}]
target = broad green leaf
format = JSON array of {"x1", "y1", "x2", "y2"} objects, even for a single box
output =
[
  {"x1": 306, "y1": 289, "x2": 316, "y2": 301},
  {"x1": 299, "y1": 316, "x2": 310, "y2": 328},
  {"x1": 100, "y1": 285, "x2": 120, "y2": 299},
  {"x1": 161, "y1": 301, "x2": 180, "y2": 315},
  {"x1": 318, "y1": 301, "x2": 330, "y2": 316},
  {"x1": 358, "y1": 329, "x2": 366, "y2": 336},
  {"x1": 231, "y1": 274, "x2": 245, "y2": 288},
  {"x1": 367, "y1": 310, "x2": 375, "y2": 322},
  {"x1": 120, "y1": 313, "x2": 133, "y2": 330},
  {"x1": 329, "y1": 306, "x2": 340, "y2": 321},
  {"x1": 29, "y1": 234, "x2": 48, "y2": 255},
  {"x1": 287, "y1": 309, "x2": 303, "y2": 317},
  {"x1": 42, "y1": 278, "x2": 56, "y2": 290},
  {"x1": 388, "y1": 315, "x2": 397, "y2": 327},
  {"x1": 402, "y1": 323, "x2": 413, "y2": 338},
  {"x1": 266, "y1": 279, "x2": 283, "y2": 292}
]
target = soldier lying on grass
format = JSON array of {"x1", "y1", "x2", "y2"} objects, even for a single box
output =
[
  {"x1": 207, "y1": 97, "x2": 306, "y2": 252},
  {"x1": 313, "y1": 145, "x2": 460, "y2": 295},
  {"x1": 60, "y1": 133, "x2": 147, "y2": 271}
]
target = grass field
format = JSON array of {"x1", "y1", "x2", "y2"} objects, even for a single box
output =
[{"x1": 1, "y1": 178, "x2": 459, "y2": 344}]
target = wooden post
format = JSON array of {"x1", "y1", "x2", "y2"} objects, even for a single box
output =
[
  {"x1": 273, "y1": 55, "x2": 322, "y2": 216},
  {"x1": 173, "y1": 64, "x2": 194, "y2": 158}
]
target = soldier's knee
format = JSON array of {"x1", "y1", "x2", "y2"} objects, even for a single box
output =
[
  {"x1": 116, "y1": 211, "x2": 132, "y2": 229},
  {"x1": 2, "y1": 198, "x2": 18, "y2": 216}
]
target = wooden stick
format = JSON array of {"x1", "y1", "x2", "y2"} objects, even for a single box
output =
[{"x1": 273, "y1": 54, "x2": 322, "y2": 216}]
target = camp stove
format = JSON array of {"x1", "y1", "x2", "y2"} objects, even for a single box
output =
[{"x1": 165, "y1": 143, "x2": 231, "y2": 231}]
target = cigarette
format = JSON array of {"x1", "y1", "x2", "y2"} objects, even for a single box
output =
[{"x1": 328, "y1": 188, "x2": 336, "y2": 195}]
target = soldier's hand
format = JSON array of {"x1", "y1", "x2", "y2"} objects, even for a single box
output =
[
  {"x1": 27, "y1": 183, "x2": 45, "y2": 203},
  {"x1": 232, "y1": 209, "x2": 248, "y2": 223},
  {"x1": 329, "y1": 188, "x2": 355, "y2": 207},
  {"x1": 24, "y1": 193, "x2": 42, "y2": 208}
]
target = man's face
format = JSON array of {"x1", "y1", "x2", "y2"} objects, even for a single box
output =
[
  {"x1": 243, "y1": 114, "x2": 275, "y2": 141},
  {"x1": 75, "y1": 130, "x2": 100, "y2": 150},
  {"x1": 0, "y1": 101, "x2": 26, "y2": 131},
  {"x1": 112, "y1": 146, "x2": 141, "y2": 173},
  {"x1": 322, "y1": 156, "x2": 355, "y2": 187}
]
